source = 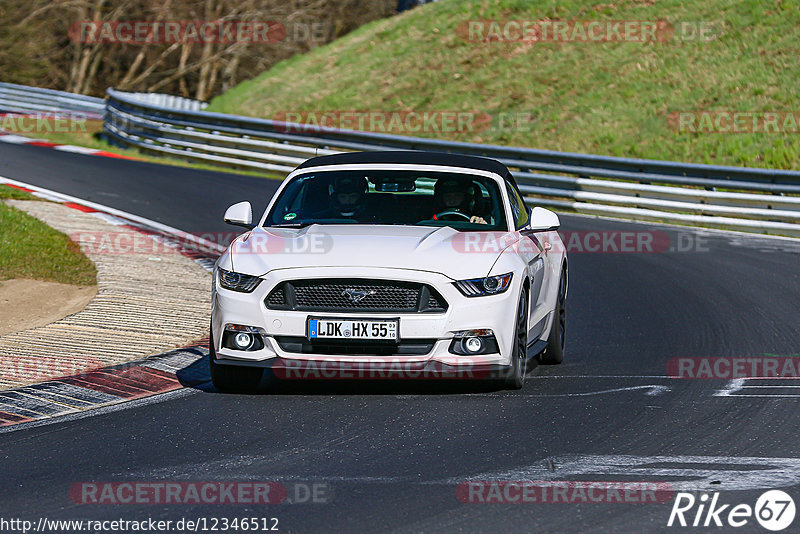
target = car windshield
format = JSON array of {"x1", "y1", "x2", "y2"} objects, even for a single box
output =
[{"x1": 264, "y1": 170, "x2": 507, "y2": 231}]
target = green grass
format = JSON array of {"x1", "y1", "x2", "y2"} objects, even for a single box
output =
[
  {"x1": 0, "y1": 186, "x2": 97, "y2": 286},
  {"x1": 207, "y1": 0, "x2": 800, "y2": 170}
]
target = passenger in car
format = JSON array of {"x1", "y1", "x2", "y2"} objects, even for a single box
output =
[{"x1": 311, "y1": 175, "x2": 371, "y2": 220}]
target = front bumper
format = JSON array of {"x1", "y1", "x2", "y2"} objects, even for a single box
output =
[{"x1": 211, "y1": 267, "x2": 520, "y2": 369}]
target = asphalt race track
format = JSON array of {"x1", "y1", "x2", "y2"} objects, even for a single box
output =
[{"x1": 2, "y1": 142, "x2": 800, "y2": 533}]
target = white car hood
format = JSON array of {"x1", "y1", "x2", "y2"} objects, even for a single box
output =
[{"x1": 227, "y1": 224, "x2": 512, "y2": 280}]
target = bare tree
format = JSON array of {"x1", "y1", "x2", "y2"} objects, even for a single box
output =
[{"x1": 0, "y1": 0, "x2": 396, "y2": 99}]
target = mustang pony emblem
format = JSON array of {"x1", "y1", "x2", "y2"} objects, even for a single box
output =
[{"x1": 342, "y1": 288, "x2": 376, "y2": 304}]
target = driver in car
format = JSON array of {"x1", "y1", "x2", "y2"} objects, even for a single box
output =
[{"x1": 432, "y1": 178, "x2": 487, "y2": 224}]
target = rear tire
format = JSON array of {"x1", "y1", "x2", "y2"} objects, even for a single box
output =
[
  {"x1": 498, "y1": 291, "x2": 528, "y2": 390},
  {"x1": 209, "y1": 329, "x2": 263, "y2": 393},
  {"x1": 537, "y1": 267, "x2": 566, "y2": 365}
]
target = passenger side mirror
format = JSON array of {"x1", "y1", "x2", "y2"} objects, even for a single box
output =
[
  {"x1": 224, "y1": 201, "x2": 253, "y2": 229},
  {"x1": 529, "y1": 207, "x2": 560, "y2": 232}
]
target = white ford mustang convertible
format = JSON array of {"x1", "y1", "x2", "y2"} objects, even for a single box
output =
[{"x1": 211, "y1": 151, "x2": 567, "y2": 391}]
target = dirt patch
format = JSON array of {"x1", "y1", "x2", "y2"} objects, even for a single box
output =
[{"x1": 0, "y1": 279, "x2": 96, "y2": 336}]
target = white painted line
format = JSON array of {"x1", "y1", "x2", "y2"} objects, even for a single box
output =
[
  {"x1": 0, "y1": 135, "x2": 42, "y2": 144},
  {"x1": 529, "y1": 375, "x2": 675, "y2": 379},
  {"x1": 437, "y1": 454, "x2": 800, "y2": 491},
  {"x1": 532, "y1": 385, "x2": 671, "y2": 397},
  {"x1": 89, "y1": 212, "x2": 130, "y2": 226},
  {"x1": 714, "y1": 378, "x2": 746, "y2": 396},
  {"x1": 0, "y1": 175, "x2": 225, "y2": 253},
  {"x1": 52, "y1": 145, "x2": 100, "y2": 155},
  {"x1": 719, "y1": 394, "x2": 800, "y2": 398},
  {"x1": 29, "y1": 190, "x2": 69, "y2": 202},
  {"x1": 737, "y1": 376, "x2": 800, "y2": 380},
  {"x1": 742, "y1": 386, "x2": 800, "y2": 389},
  {"x1": 715, "y1": 378, "x2": 800, "y2": 397}
]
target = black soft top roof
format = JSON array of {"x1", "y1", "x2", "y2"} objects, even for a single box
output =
[{"x1": 296, "y1": 150, "x2": 512, "y2": 179}]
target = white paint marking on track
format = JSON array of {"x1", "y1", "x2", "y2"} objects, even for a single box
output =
[
  {"x1": 121, "y1": 455, "x2": 800, "y2": 490},
  {"x1": 529, "y1": 375, "x2": 677, "y2": 379},
  {"x1": 533, "y1": 385, "x2": 671, "y2": 397},
  {"x1": 89, "y1": 212, "x2": 129, "y2": 226},
  {"x1": 742, "y1": 386, "x2": 800, "y2": 389},
  {"x1": 460, "y1": 388, "x2": 671, "y2": 398},
  {"x1": 715, "y1": 378, "x2": 800, "y2": 398},
  {"x1": 718, "y1": 394, "x2": 800, "y2": 398},
  {"x1": 436, "y1": 455, "x2": 800, "y2": 492},
  {"x1": 28, "y1": 191, "x2": 66, "y2": 202},
  {"x1": 52, "y1": 145, "x2": 101, "y2": 155},
  {"x1": 714, "y1": 378, "x2": 746, "y2": 397},
  {"x1": 0, "y1": 135, "x2": 44, "y2": 144}
]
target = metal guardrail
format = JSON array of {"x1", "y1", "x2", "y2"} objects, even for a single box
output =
[
  {"x1": 0, "y1": 82, "x2": 105, "y2": 117},
  {"x1": 115, "y1": 92, "x2": 208, "y2": 112},
  {"x1": 4, "y1": 82, "x2": 800, "y2": 237},
  {"x1": 103, "y1": 88, "x2": 800, "y2": 237}
]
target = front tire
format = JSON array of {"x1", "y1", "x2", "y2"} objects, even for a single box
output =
[
  {"x1": 209, "y1": 329, "x2": 263, "y2": 393},
  {"x1": 499, "y1": 291, "x2": 528, "y2": 390},
  {"x1": 538, "y1": 267, "x2": 566, "y2": 365}
]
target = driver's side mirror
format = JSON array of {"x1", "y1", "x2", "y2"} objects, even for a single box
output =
[
  {"x1": 224, "y1": 201, "x2": 253, "y2": 229},
  {"x1": 529, "y1": 207, "x2": 560, "y2": 232}
]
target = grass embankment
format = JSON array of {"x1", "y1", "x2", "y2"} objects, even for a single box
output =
[
  {"x1": 208, "y1": 0, "x2": 800, "y2": 170},
  {"x1": 0, "y1": 186, "x2": 96, "y2": 285}
]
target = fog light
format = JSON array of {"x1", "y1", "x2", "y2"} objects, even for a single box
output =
[
  {"x1": 449, "y1": 329, "x2": 499, "y2": 356},
  {"x1": 221, "y1": 325, "x2": 265, "y2": 352},
  {"x1": 233, "y1": 332, "x2": 254, "y2": 350},
  {"x1": 463, "y1": 337, "x2": 484, "y2": 353}
]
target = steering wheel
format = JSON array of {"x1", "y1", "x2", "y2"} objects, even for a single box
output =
[{"x1": 433, "y1": 210, "x2": 471, "y2": 221}]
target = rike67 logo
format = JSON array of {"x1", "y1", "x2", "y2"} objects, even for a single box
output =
[{"x1": 668, "y1": 490, "x2": 795, "y2": 531}]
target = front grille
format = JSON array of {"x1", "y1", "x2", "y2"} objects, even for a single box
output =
[
  {"x1": 274, "y1": 336, "x2": 436, "y2": 356},
  {"x1": 296, "y1": 280, "x2": 418, "y2": 310},
  {"x1": 427, "y1": 293, "x2": 446, "y2": 310},
  {"x1": 265, "y1": 279, "x2": 447, "y2": 313},
  {"x1": 267, "y1": 287, "x2": 286, "y2": 307}
]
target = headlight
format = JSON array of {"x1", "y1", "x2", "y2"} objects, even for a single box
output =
[
  {"x1": 454, "y1": 273, "x2": 513, "y2": 297},
  {"x1": 218, "y1": 268, "x2": 262, "y2": 293}
]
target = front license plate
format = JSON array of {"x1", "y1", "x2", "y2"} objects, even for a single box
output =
[{"x1": 308, "y1": 318, "x2": 398, "y2": 341}]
